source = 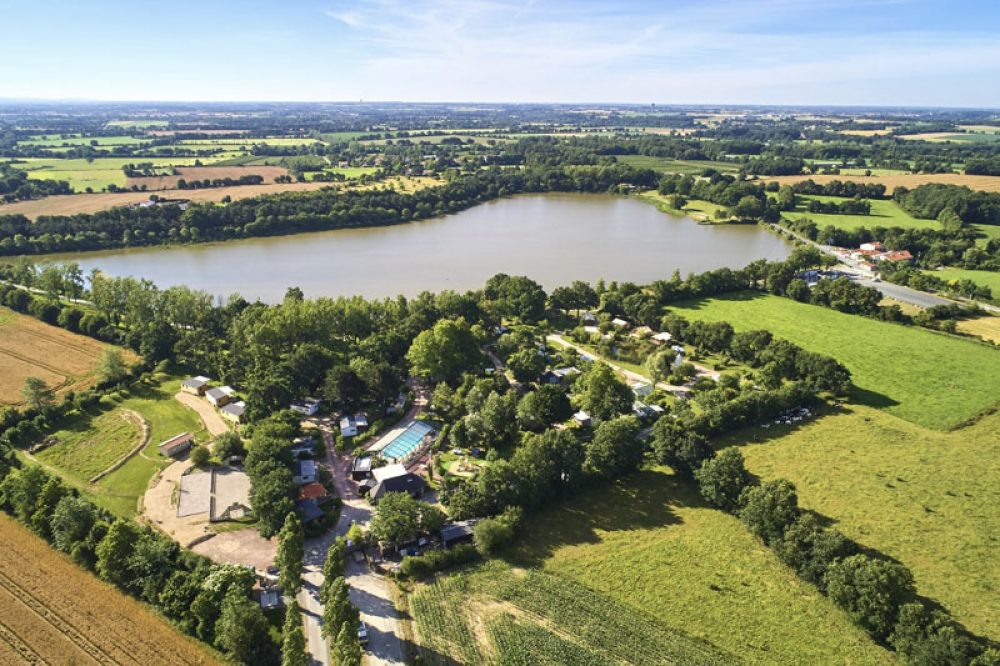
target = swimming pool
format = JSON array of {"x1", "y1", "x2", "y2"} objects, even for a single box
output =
[{"x1": 380, "y1": 421, "x2": 434, "y2": 460}]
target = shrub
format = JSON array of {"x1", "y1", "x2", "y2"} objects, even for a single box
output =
[{"x1": 400, "y1": 544, "x2": 478, "y2": 580}]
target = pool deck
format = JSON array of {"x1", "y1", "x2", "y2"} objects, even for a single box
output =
[{"x1": 367, "y1": 423, "x2": 411, "y2": 453}]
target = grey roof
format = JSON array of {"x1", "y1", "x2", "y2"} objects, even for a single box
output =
[
  {"x1": 221, "y1": 401, "x2": 245, "y2": 418},
  {"x1": 297, "y1": 459, "x2": 317, "y2": 478},
  {"x1": 295, "y1": 499, "x2": 324, "y2": 523},
  {"x1": 182, "y1": 376, "x2": 210, "y2": 388},
  {"x1": 441, "y1": 520, "x2": 477, "y2": 542},
  {"x1": 371, "y1": 473, "x2": 427, "y2": 502},
  {"x1": 352, "y1": 457, "x2": 373, "y2": 473}
]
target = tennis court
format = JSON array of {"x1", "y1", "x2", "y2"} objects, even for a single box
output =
[{"x1": 380, "y1": 420, "x2": 434, "y2": 461}]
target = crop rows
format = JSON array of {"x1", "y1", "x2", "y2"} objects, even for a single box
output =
[{"x1": 487, "y1": 613, "x2": 613, "y2": 666}]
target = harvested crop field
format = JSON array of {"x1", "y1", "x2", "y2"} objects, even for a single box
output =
[
  {"x1": 0, "y1": 181, "x2": 337, "y2": 219},
  {"x1": 764, "y1": 172, "x2": 1000, "y2": 193},
  {"x1": 125, "y1": 165, "x2": 289, "y2": 190},
  {"x1": 0, "y1": 307, "x2": 129, "y2": 407},
  {"x1": 0, "y1": 176, "x2": 444, "y2": 219},
  {"x1": 0, "y1": 512, "x2": 219, "y2": 664}
]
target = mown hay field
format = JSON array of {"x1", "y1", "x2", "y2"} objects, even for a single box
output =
[
  {"x1": 0, "y1": 306, "x2": 130, "y2": 407},
  {"x1": 0, "y1": 175, "x2": 444, "y2": 219},
  {"x1": 764, "y1": 172, "x2": 1000, "y2": 193},
  {"x1": 672, "y1": 292, "x2": 1000, "y2": 429},
  {"x1": 720, "y1": 405, "x2": 1000, "y2": 643},
  {"x1": 0, "y1": 512, "x2": 219, "y2": 665},
  {"x1": 505, "y1": 468, "x2": 891, "y2": 665}
]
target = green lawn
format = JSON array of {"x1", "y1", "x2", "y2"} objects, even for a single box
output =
[
  {"x1": 25, "y1": 374, "x2": 208, "y2": 517},
  {"x1": 35, "y1": 408, "x2": 140, "y2": 481},
  {"x1": 508, "y1": 467, "x2": 891, "y2": 665},
  {"x1": 15, "y1": 156, "x2": 224, "y2": 191},
  {"x1": 720, "y1": 405, "x2": 1000, "y2": 643},
  {"x1": 974, "y1": 224, "x2": 1000, "y2": 245},
  {"x1": 410, "y1": 558, "x2": 735, "y2": 665},
  {"x1": 925, "y1": 267, "x2": 1000, "y2": 295},
  {"x1": 17, "y1": 135, "x2": 147, "y2": 148},
  {"x1": 782, "y1": 195, "x2": 936, "y2": 232},
  {"x1": 637, "y1": 191, "x2": 726, "y2": 222},
  {"x1": 671, "y1": 292, "x2": 1000, "y2": 429}
]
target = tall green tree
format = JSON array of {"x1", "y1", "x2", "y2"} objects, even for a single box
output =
[
  {"x1": 281, "y1": 599, "x2": 309, "y2": 666},
  {"x1": 276, "y1": 513, "x2": 304, "y2": 594},
  {"x1": 21, "y1": 376, "x2": 54, "y2": 411},
  {"x1": 573, "y1": 362, "x2": 632, "y2": 421},
  {"x1": 585, "y1": 416, "x2": 643, "y2": 478},
  {"x1": 406, "y1": 318, "x2": 482, "y2": 383}
]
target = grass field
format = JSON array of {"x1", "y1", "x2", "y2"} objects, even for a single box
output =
[
  {"x1": 638, "y1": 191, "x2": 726, "y2": 221},
  {"x1": 504, "y1": 467, "x2": 891, "y2": 664},
  {"x1": 126, "y1": 165, "x2": 290, "y2": 190},
  {"x1": 671, "y1": 292, "x2": 1000, "y2": 429},
  {"x1": 617, "y1": 155, "x2": 740, "y2": 174},
  {"x1": 304, "y1": 166, "x2": 380, "y2": 180},
  {"x1": 782, "y1": 195, "x2": 935, "y2": 232},
  {"x1": 25, "y1": 374, "x2": 207, "y2": 517},
  {"x1": 764, "y1": 173, "x2": 1000, "y2": 194},
  {"x1": 924, "y1": 267, "x2": 1000, "y2": 295},
  {"x1": 107, "y1": 119, "x2": 169, "y2": 128},
  {"x1": 35, "y1": 408, "x2": 140, "y2": 481},
  {"x1": 409, "y1": 559, "x2": 735, "y2": 665},
  {"x1": 18, "y1": 135, "x2": 148, "y2": 148},
  {"x1": 720, "y1": 405, "x2": 1000, "y2": 642},
  {"x1": 0, "y1": 513, "x2": 219, "y2": 664},
  {"x1": 0, "y1": 306, "x2": 128, "y2": 408},
  {"x1": 15, "y1": 156, "x2": 225, "y2": 191}
]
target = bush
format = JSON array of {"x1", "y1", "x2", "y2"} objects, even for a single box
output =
[
  {"x1": 694, "y1": 447, "x2": 752, "y2": 512},
  {"x1": 472, "y1": 507, "x2": 521, "y2": 557},
  {"x1": 824, "y1": 554, "x2": 915, "y2": 640},
  {"x1": 190, "y1": 445, "x2": 211, "y2": 468},
  {"x1": 399, "y1": 544, "x2": 478, "y2": 580}
]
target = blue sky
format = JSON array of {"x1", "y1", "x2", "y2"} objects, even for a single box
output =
[{"x1": 2, "y1": 0, "x2": 999, "y2": 106}]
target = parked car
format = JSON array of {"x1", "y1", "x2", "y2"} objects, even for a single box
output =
[{"x1": 358, "y1": 621, "x2": 369, "y2": 647}]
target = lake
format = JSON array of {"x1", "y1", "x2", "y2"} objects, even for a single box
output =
[{"x1": 50, "y1": 193, "x2": 791, "y2": 302}]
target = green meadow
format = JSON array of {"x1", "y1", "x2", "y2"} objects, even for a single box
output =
[
  {"x1": 17, "y1": 156, "x2": 226, "y2": 191},
  {"x1": 671, "y1": 292, "x2": 1000, "y2": 429},
  {"x1": 782, "y1": 195, "x2": 935, "y2": 232},
  {"x1": 23, "y1": 375, "x2": 207, "y2": 517},
  {"x1": 926, "y1": 266, "x2": 1000, "y2": 295},
  {"x1": 18, "y1": 135, "x2": 148, "y2": 148},
  {"x1": 722, "y1": 405, "x2": 1000, "y2": 643},
  {"x1": 507, "y1": 467, "x2": 891, "y2": 665},
  {"x1": 617, "y1": 155, "x2": 740, "y2": 174}
]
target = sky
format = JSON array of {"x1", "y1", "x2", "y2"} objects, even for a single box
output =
[{"x1": 2, "y1": 0, "x2": 999, "y2": 107}]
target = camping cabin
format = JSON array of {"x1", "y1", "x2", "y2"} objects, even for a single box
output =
[
  {"x1": 220, "y1": 401, "x2": 246, "y2": 424},
  {"x1": 205, "y1": 386, "x2": 235, "y2": 408},
  {"x1": 181, "y1": 376, "x2": 210, "y2": 396}
]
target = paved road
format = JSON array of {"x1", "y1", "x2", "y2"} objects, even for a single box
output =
[
  {"x1": 770, "y1": 222, "x2": 962, "y2": 310},
  {"x1": 297, "y1": 428, "x2": 406, "y2": 666}
]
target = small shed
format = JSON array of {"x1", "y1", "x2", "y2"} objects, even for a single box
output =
[
  {"x1": 340, "y1": 414, "x2": 369, "y2": 438},
  {"x1": 351, "y1": 456, "x2": 373, "y2": 481},
  {"x1": 290, "y1": 398, "x2": 321, "y2": 416},
  {"x1": 573, "y1": 411, "x2": 592, "y2": 427},
  {"x1": 158, "y1": 432, "x2": 194, "y2": 457},
  {"x1": 441, "y1": 520, "x2": 477, "y2": 548}
]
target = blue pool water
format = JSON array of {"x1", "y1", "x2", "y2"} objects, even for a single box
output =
[{"x1": 381, "y1": 421, "x2": 434, "y2": 460}]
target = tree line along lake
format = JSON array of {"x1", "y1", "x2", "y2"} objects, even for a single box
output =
[{"x1": 42, "y1": 193, "x2": 792, "y2": 302}]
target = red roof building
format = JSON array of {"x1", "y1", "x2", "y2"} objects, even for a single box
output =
[{"x1": 298, "y1": 482, "x2": 329, "y2": 501}]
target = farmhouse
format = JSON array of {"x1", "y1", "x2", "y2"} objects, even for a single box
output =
[
  {"x1": 290, "y1": 398, "x2": 321, "y2": 416},
  {"x1": 340, "y1": 414, "x2": 369, "y2": 437},
  {"x1": 205, "y1": 386, "x2": 235, "y2": 408},
  {"x1": 220, "y1": 401, "x2": 245, "y2": 424},
  {"x1": 369, "y1": 463, "x2": 427, "y2": 503},
  {"x1": 293, "y1": 459, "x2": 317, "y2": 486},
  {"x1": 158, "y1": 432, "x2": 194, "y2": 457},
  {"x1": 875, "y1": 250, "x2": 914, "y2": 263},
  {"x1": 180, "y1": 376, "x2": 210, "y2": 395}
]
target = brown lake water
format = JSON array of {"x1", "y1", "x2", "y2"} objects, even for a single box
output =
[{"x1": 50, "y1": 193, "x2": 791, "y2": 302}]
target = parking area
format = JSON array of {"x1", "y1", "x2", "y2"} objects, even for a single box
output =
[{"x1": 176, "y1": 470, "x2": 212, "y2": 517}]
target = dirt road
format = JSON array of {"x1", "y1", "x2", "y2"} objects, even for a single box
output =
[{"x1": 174, "y1": 392, "x2": 229, "y2": 437}]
